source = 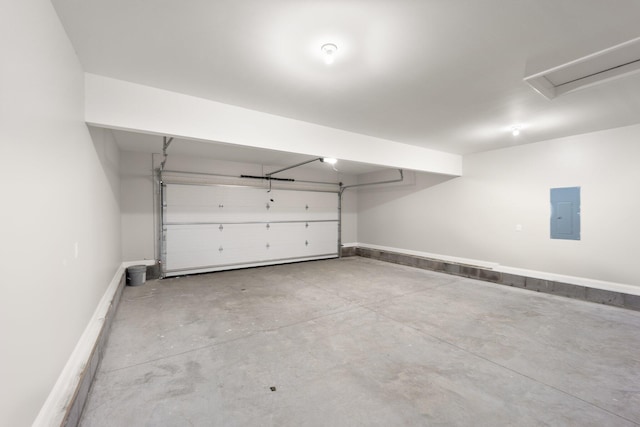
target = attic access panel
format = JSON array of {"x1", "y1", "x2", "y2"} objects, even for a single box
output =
[
  {"x1": 550, "y1": 187, "x2": 580, "y2": 241},
  {"x1": 525, "y1": 36, "x2": 640, "y2": 99}
]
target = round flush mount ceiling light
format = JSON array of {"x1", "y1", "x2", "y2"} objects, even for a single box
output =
[
  {"x1": 321, "y1": 43, "x2": 338, "y2": 65},
  {"x1": 511, "y1": 125, "x2": 522, "y2": 136}
]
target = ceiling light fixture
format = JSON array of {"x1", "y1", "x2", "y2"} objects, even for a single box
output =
[
  {"x1": 511, "y1": 125, "x2": 522, "y2": 136},
  {"x1": 266, "y1": 157, "x2": 338, "y2": 177},
  {"x1": 321, "y1": 43, "x2": 338, "y2": 65}
]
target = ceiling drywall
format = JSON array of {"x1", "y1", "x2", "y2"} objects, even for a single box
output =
[{"x1": 53, "y1": 1, "x2": 640, "y2": 155}]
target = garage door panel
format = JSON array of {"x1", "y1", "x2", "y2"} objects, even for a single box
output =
[
  {"x1": 166, "y1": 224, "x2": 268, "y2": 271},
  {"x1": 301, "y1": 222, "x2": 340, "y2": 256},
  {"x1": 223, "y1": 187, "x2": 269, "y2": 211},
  {"x1": 164, "y1": 225, "x2": 222, "y2": 271},
  {"x1": 263, "y1": 222, "x2": 337, "y2": 259},
  {"x1": 266, "y1": 190, "x2": 338, "y2": 221},
  {"x1": 163, "y1": 183, "x2": 339, "y2": 276},
  {"x1": 165, "y1": 185, "x2": 223, "y2": 223},
  {"x1": 166, "y1": 185, "x2": 271, "y2": 223}
]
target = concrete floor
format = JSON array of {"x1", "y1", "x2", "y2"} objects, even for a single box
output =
[{"x1": 80, "y1": 257, "x2": 640, "y2": 426}]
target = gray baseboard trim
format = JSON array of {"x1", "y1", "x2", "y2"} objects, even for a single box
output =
[
  {"x1": 340, "y1": 246, "x2": 357, "y2": 257},
  {"x1": 34, "y1": 263, "x2": 143, "y2": 427},
  {"x1": 146, "y1": 262, "x2": 162, "y2": 280},
  {"x1": 355, "y1": 247, "x2": 640, "y2": 312},
  {"x1": 61, "y1": 273, "x2": 126, "y2": 427}
]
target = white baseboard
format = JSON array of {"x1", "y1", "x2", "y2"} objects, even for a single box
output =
[
  {"x1": 33, "y1": 260, "x2": 156, "y2": 427},
  {"x1": 356, "y1": 243, "x2": 640, "y2": 296}
]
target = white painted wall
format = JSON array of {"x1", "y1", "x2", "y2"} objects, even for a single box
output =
[
  {"x1": 120, "y1": 151, "x2": 358, "y2": 261},
  {"x1": 120, "y1": 151, "x2": 156, "y2": 261},
  {"x1": 85, "y1": 74, "x2": 462, "y2": 176},
  {"x1": 358, "y1": 124, "x2": 640, "y2": 287},
  {"x1": 340, "y1": 175, "x2": 358, "y2": 246},
  {"x1": 0, "y1": 2, "x2": 122, "y2": 426}
]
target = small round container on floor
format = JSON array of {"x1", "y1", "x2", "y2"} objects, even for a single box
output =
[{"x1": 126, "y1": 265, "x2": 147, "y2": 286}]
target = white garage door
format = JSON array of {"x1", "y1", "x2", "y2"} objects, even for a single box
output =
[{"x1": 161, "y1": 183, "x2": 339, "y2": 276}]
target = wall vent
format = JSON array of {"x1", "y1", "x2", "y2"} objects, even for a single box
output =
[{"x1": 525, "y1": 36, "x2": 640, "y2": 100}]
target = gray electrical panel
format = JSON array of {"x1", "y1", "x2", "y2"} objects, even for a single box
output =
[{"x1": 550, "y1": 187, "x2": 580, "y2": 240}]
